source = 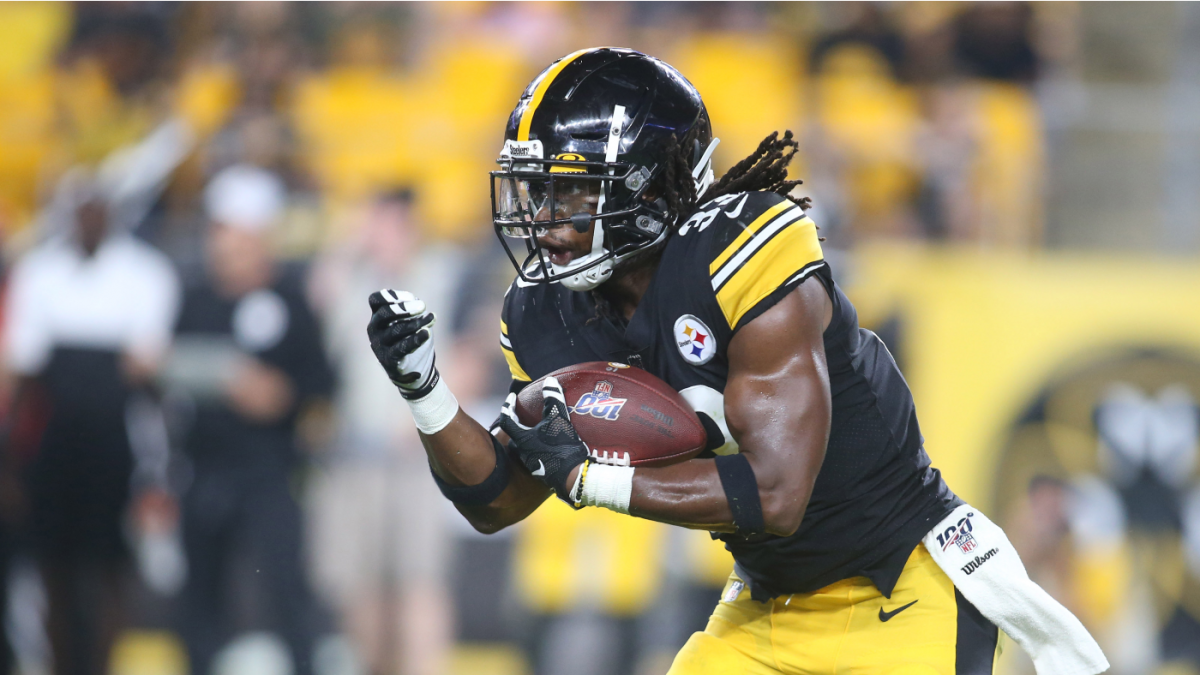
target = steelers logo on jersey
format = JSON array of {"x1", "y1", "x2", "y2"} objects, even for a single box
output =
[{"x1": 674, "y1": 314, "x2": 716, "y2": 365}]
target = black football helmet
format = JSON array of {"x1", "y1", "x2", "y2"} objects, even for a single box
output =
[{"x1": 491, "y1": 48, "x2": 719, "y2": 291}]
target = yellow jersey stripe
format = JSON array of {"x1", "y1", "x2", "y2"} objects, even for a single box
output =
[
  {"x1": 711, "y1": 208, "x2": 805, "y2": 292},
  {"x1": 502, "y1": 344, "x2": 531, "y2": 382},
  {"x1": 708, "y1": 200, "x2": 796, "y2": 278},
  {"x1": 518, "y1": 49, "x2": 594, "y2": 141},
  {"x1": 499, "y1": 318, "x2": 528, "y2": 380},
  {"x1": 715, "y1": 217, "x2": 823, "y2": 329}
]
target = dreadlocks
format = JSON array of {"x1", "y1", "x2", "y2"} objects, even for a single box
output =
[
  {"x1": 595, "y1": 130, "x2": 814, "y2": 323},
  {"x1": 663, "y1": 130, "x2": 812, "y2": 230}
]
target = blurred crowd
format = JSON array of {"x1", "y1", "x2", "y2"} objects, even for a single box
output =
[{"x1": 0, "y1": 3, "x2": 1163, "y2": 675}]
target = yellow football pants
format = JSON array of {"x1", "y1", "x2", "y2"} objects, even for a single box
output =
[{"x1": 667, "y1": 544, "x2": 999, "y2": 675}]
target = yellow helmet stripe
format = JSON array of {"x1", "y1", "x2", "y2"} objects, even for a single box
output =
[{"x1": 518, "y1": 48, "x2": 596, "y2": 141}]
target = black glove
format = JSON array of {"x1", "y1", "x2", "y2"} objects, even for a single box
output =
[
  {"x1": 367, "y1": 289, "x2": 439, "y2": 399},
  {"x1": 498, "y1": 376, "x2": 589, "y2": 501}
]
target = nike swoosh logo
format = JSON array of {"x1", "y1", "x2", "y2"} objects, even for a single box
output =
[
  {"x1": 725, "y1": 194, "x2": 748, "y2": 219},
  {"x1": 720, "y1": 194, "x2": 748, "y2": 218},
  {"x1": 532, "y1": 460, "x2": 546, "y2": 477},
  {"x1": 878, "y1": 600, "x2": 918, "y2": 622}
]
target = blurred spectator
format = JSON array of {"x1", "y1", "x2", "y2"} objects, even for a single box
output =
[
  {"x1": 55, "y1": 4, "x2": 174, "y2": 172},
  {"x1": 168, "y1": 165, "x2": 332, "y2": 675},
  {"x1": 808, "y1": 30, "x2": 924, "y2": 242},
  {"x1": 307, "y1": 189, "x2": 459, "y2": 675},
  {"x1": 2, "y1": 154, "x2": 181, "y2": 675},
  {"x1": 953, "y1": 3, "x2": 1038, "y2": 82},
  {"x1": 811, "y1": 3, "x2": 905, "y2": 79}
]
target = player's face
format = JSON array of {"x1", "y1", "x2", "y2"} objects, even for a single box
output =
[
  {"x1": 496, "y1": 175, "x2": 601, "y2": 224},
  {"x1": 535, "y1": 214, "x2": 594, "y2": 266},
  {"x1": 497, "y1": 175, "x2": 600, "y2": 266},
  {"x1": 535, "y1": 178, "x2": 598, "y2": 265}
]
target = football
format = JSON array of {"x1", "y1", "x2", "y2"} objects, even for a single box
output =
[{"x1": 515, "y1": 362, "x2": 707, "y2": 468}]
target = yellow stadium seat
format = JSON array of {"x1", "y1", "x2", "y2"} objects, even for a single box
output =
[
  {"x1": 0, "y1": 70, "x2": 56, "y2": 234},
  {"x1": 291, "y1": 35, "x2": 530, "y2": 241},
  {"x1": 294, "y1": 68, "x2": 423, "y2": 205},
  {"x1": 56, "y1": 58, "x2": 155, "y2": 163},
  {"x1": 512, "y1": 498, "x2": 668, "y2": 617},
  {"x1": 968, "y1": 82, "x2": 1044, "y2": 247},
  {"x1": 448, "y1": 643, "x2": 529, "y2": 675},
  {"x1": 814, "y1": 43, "x2": 921, "y2": 237},
  {"x1": 109, "y1": 630, "x2": 189, "y2": 675},
  {"x1": 412, "y1": 41, "x2": 529, "y2": 239},
  {"x1": 666, "y1": 33, "x2": 806, "y2": 176},
  {"x1": 684, "y1": 528, "x2": 736, "y2": 588},
  {"x1": 1070, "y1": 541, "x2": 1132, "y2": 626},
  {"x1": 175, "y1": 63, "x2": 241, "y2": 138},
  {"x1": 0, "y1": 2, "x2": 71, "y2": 80}
]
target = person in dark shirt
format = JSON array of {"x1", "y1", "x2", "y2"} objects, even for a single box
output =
[{"x1": 169, "y1": 165, "x2": 332, "y2": 675}]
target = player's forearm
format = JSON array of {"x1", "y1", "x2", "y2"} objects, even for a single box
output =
[
  {"x1": 453, "y1": 469, "x2": 552, "y2": 534},
  {"x1": 558, "y1": 425, "x2": 819, "y2": 536},
  {"x1": 420, "y1": 410, "x2": 551, "y2": 532},
  {"x1": 419, "y1": 409, "x2": 499, "y2": 487},
  {"x1": 367, "y1": 290, "x2": 549, "y2": 532},
  {"x1": 627, "y1": 459, "x2": 737, "y2": 533}
]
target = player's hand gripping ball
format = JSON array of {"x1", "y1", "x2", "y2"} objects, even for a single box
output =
[
  {"x1": 513, "y1": 362, "x2": 709, "y2": 468},
  {"x1": 499, "y1": 376, "x2": 589, "y2": 501},
  {"x1": 367, "y1": 289, "x2": 440, "y2": 400}
]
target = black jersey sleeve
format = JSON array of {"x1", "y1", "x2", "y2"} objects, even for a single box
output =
[
  {"x1": 689, "y1": 191, "x2": 825, "y2": 333},
  {"x1": 499, "y1": 283, "x2": 533, "y2": 383}
]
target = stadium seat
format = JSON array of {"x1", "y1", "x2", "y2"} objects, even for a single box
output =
[
  {"x1": 967, "y1": 82, "x2": 1045, "y2": 247},
  {"x1": 513, "y1": 498, "x2": 667, "y2": 616},
  {"x1": 0, "y1": 2, "x2": 70, "y2": 232},
  {"x1": 0, "y1": 2, "x2": 70, "y2": 81},
  {"x1": 666, "y1": 33, "x2": 806, "y2": 176},
  {"x1": 292, "y1": 67, "x2": 423, "y2": 209},
  {"x1": 813, "y1": 43, "x2": 922, "y2": 238},
  {"x1": 0, "y1": 71, "x2": 56, "y2": 234}
]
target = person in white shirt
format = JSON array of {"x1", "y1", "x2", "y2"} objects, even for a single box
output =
[{"x1": 3, "y1": 167, "x2": 180, "y2": 675}]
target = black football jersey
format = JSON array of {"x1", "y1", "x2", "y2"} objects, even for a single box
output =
[{"x1": 500, "y1": 191, "x2": 961, "y2": 600}]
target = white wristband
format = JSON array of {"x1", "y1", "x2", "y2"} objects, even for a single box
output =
[
  {"x1": 581, "y1": 463, "x2": 634, "y2": 514},
  {"x1": 407, "y1": 378, "x2": 460, "y2": 435}
]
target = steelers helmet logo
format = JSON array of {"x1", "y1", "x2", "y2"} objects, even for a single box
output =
[
  {"x1": 674, "y1": 315, "x2": 716, "y2": 365},
  {"x1": 549, "y1": 153, "x2": 587, "y2": 174}
]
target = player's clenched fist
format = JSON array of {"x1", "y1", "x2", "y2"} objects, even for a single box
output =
[
  {"x1": 367, "y1": 289, "x2": 440, "y2": 400},
  {"x1": 498, "y1": 377, "x2": 589, "y2": 503}
]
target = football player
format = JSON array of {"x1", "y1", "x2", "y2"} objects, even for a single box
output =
[{"x1": 367, "y1": 48, "x2": 1107, "y2": 674}]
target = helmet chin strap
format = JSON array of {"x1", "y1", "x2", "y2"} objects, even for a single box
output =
[
  {"x1": 559, "y1": 214, "x2": 610, "y2": 289},
  {"x1": 557, "y1": 253, "x2": 612, "y2": 292}
]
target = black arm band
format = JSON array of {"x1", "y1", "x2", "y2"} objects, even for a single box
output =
[
  {"x1": 715, "y1": 453, "x2": 765, "y2": 536},
  {"x1": 430, "y1": 434, "x2": 511, "y2": 506}
]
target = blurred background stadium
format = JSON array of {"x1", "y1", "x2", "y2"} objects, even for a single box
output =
[{"x1": 0, "y1": 2, "x2": 1198, "y2": 675}]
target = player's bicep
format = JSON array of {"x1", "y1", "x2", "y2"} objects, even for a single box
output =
[{"x1": 723, "y1": 278, "x2": 832, "y2": 533}]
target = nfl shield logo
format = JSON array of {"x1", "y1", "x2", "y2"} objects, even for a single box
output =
[{"x1": 955, "y1": 530, "x2": 978, "y2": 553}]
